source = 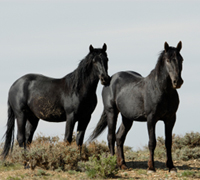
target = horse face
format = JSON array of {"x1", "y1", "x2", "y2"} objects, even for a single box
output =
[
  {"x1": 90, "y1": 44, "x2": 111, "y2": 85},
  {"x1": 164, "y1": 41, "x2": 184, "y2": 89},
  {"x1": 93, "y1": 53, "x2": 111, "y2": 85}
]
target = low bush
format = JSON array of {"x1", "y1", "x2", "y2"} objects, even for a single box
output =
[
  {"x1": 132, "y1": 131, "x2": 200, "y2": 161},
  {"x1": 1, "y1": 131, "x2": 200, "y2": 178},
  {"x1": 79, "y1": 153, "x2": 118, "y2": 178},
  {"x1": 1, "y1": 134, "x2": 111, "y2": 172}
]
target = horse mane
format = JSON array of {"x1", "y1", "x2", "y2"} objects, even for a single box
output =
[
  {"x1": 66, "y1": 53, "x2": 97, "y2": 92},
  {"x1": 154, "y1": 50, "x2": 165, "y2": 75}
]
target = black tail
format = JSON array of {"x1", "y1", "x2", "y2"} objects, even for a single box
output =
[
  {"x1": 88, "y1": 109, "x2": 108, "y2": 142},
  {"x1": 1, "y1": 102, "x2": 15, "y2": 159}
]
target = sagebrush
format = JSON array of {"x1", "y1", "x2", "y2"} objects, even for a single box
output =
[{"x1": 0, "y1": 131, "x2": 200, "y2": 174}]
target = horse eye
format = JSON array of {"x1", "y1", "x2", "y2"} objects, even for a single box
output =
[{"x1": 166, "y1": 59, "x2": 170, "y2": 63}]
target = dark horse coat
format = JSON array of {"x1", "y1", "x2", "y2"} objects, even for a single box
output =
[
  {"x1": 89, "y1": 42, "x2": 183, "y2": 172},
  {"x1": 2, "y1": 44, "x2": 110, "y2": 159}
]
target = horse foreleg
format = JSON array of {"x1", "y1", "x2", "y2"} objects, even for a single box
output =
[
  {"x1": 76, "y1": 115, "x2": 91, "y2": 146},
  {"x1": 64, "y1": 113, "x2": 76, "y2": 144},
  {"x1": 164, "y1": 116, "x2": 177, "y2": 173},
  {"x1": 116, "y1": 116, "x2": 133, "y2": 169},
  {"x1": 147, "y1": 117, "x2": 156, "y2": 172}
]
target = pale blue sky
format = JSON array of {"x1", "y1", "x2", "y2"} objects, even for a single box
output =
[{"x1": 0, "y1": 1, "x2": 200, "y2": 150}]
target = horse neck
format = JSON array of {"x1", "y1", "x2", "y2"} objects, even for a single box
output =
[
  {"x1": 82, "y1": 71, "x2": 99, "y2": 93},
  {"x1": 149, "y1": 60, "x2": 172, "y2": 93},
  {"x1": 69, "y1": 62, "x2": 99, "y2": 95}
]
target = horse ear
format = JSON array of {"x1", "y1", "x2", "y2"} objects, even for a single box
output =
[
  {"x1": 177, "y1": 41, "x2": 182, "y2": 52},
  {"x1": 89, "y1": 45, "x2": 94, "y2": 52},
  {"x1": 164, "y1": 42, "x2": 169, "y2": 52},
  {"x1": 102, "y1": 43, "x2": 107, "y2": 52}
]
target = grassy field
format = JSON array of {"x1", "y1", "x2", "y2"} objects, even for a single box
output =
[{"x1": 0, "y1": 132, "x2": 200, "y2": 179}]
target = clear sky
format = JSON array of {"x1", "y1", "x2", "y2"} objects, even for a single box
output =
[{"x1": 0, "y1": 0, "x2": 200, "y2": 150}]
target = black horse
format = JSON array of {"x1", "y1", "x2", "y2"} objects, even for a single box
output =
[
  {"x1": 89, "y1": 42, "x2": 183, "y2": 173},
  {"x1": 2, "y1": 44, "x2": 110, "y2": 159}
]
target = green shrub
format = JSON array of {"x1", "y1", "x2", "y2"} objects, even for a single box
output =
[
  {"x1": 1, "y1": 134, "x2": 111, "y2": 171},
  {"x1": 178, "y1": 170, "x2": 196, "y2": 178},
  {"x1": 125, "y1": 132, "x2": 200, "y2": 161},
  {"x1": 79, "y1": 153, "x2": 118, "y2": 179},
  {"x1": 174, "y1": 146, "x2": 200, "y2": 161},
  {"x1": 1, "y1": 131, "x2": 200, "y2": 172},
  {"x1": 0, "y1": 160, "x2": 22, "y2": 171},
  {"x1": 172, "y1": 132, "x2": 200, "y2": 150}
]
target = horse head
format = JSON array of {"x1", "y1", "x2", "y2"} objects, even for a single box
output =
[
  {"x1": 89, "y1": 43, "x2": 111, "y2": 85},
  {"x1": 164, "y1": 41, "x2": 184, "y2": 89}
]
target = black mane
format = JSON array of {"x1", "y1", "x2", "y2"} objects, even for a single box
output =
[
  {"x1": 69, "y1": 54, "x2": 95, "y2": 92},
  {"x1": 67, "y1": 48, "x2": 108, "y2": 92}
]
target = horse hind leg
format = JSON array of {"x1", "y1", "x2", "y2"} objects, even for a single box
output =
[
  {"x1": 106, "y1": 108, "x2": 118, "y2": 155},
  {"x1": 25, "y1": 116, "x2": 39, "y2": 145},
  {"x1": 16, "y1": 112, "x2": 27, "y2": 149},
  {"x1": 116, "y1": 116, "x2": 133, "y2": 169}
]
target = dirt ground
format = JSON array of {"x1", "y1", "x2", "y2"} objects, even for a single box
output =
[{"x1": 0, "y1": 159, "x2": 200, "y2": 180}]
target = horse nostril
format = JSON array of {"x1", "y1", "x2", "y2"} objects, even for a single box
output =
[
  {"x1": 100, "y1": 75, "x2": 105, "y2": 82},
  {"x1": 173, "y1": 80, "x2": 177, "y2": 85}
]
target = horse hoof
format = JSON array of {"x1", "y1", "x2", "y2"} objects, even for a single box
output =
[
  {"x1": 147, "y1": 169, "x2": 156, "y2": 174},
  {"x1": 170, "y1": 168, "x2": 177, "y2": 174},
  {"x1": 120, "y1": 164, "x2": 128, "y2": 170}
]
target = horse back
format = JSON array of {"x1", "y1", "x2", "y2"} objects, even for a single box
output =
[
  {"x1": 8, "y1": 74, "x2": 66, "y2": 121},
  {"x1": 109, "y1": 71, "x2": 142, "y2": 89}
]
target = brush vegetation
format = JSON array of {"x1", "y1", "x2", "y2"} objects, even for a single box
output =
[{"x1": 0, "y1": 132, "x2": 200, "y2": 179}]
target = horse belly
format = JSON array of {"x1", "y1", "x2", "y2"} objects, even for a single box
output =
[
  {"x1": 38, "y1": 108, "x2": 65, "y2": 122},
  {"x1": 117, "y1": 96, "x2": 146, "y2": 121},
  {"x1": 121, "y1": 108, "x2": 146, "y2": 122},
  {"x1": 29, "y1": 97, "x2": 66, "y2": 122}
]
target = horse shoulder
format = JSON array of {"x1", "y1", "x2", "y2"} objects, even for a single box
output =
[{"x1": 104, "y1": 71, "x2": 145, "y2": 119}]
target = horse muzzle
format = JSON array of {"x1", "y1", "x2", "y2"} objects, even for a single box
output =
[
  {"x1": 100, "y1": 75, "x2": 111, "y2": 86},
  {"x1": 172, "y1": 78, "x2": 184, "y2": 89}
]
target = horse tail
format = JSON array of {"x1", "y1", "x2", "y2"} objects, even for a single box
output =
[
  {"x1": 1, "y1": 102, "x2": 15, "y2": 160},
  {"x1": 88, "y1": 109, "x2": 108, "y2": 142}
]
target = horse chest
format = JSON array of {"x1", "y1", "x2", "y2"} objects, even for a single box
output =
[
  {"x1": 78, "y1": 94, "x2": 97, "y2": 113},
  {"x1": 64, "y1": 93, "x2": 97, "y2": 115},
  {"x1": 150, "y1": 92, "x2": 179, "y2": 118}
]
